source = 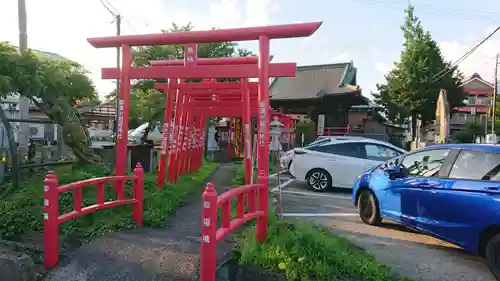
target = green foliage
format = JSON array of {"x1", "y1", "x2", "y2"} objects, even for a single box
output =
[
  {"x1": 105, "y1": 22, "x2": 253, "y2": 129},
  {"x1": 232, "y1": 165, "x2": 245, "y2": 186},
  {"x1": 453, "y1": 122, "x2": 484, "y2": 143},
  {"x1": 236, "y1": 212, "x2": 412, "y2": 281},
  {"x1": 295, "y1": 119, "x2": 316, "y2": 146},
  {"x1": 0, "y1": 162, "x2": 218, "y2": 241},
  {"x1": 373, "y1": 5, "x2": 464, "y2": 131},
  {"x1": 128, "y1": 88, "x2": 166, "y2": 128},
  {"x1": 227, "y1": 164, "x2": 409, "y2": 281},
  {"x1": 0, "y1": 42, "x2": 99, "y2": 167}
]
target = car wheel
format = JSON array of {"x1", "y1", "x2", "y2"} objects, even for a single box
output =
[
  {"x1": 306, "y1": 169, "x2": 332, "y2": 192},
  {"x1": 357, "y1": 190, "x2": 382, "y2": 226},
  {"x1": 485, "y1": 233, "x2": 500, "y2": 280}
]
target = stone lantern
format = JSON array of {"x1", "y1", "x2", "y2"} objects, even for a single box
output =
[
  {"x1": 269, "y1": 116, "x2": 283, "y2": 153},
  {"x1": 207, "y1": 126, "x2": 219, "y2": 159}
]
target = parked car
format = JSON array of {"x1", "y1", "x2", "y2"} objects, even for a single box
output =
[
  {"x1": 352, "y1": 144, "x2": 500, "y2": 280},
  {"x1": 128, "y1": 122, "x2": 174, "y2": 145},
  {"x1": 289, "y1": 138, "x2": 406, "y2": 191},
  {"x1": 280, "y1": 136, "x2": 368, "y2": 170},
  {"x1": 88, "y1": 128, "x2": 115, "y2": 149}
]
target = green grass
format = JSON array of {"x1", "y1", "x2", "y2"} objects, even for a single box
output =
[
  {"x1": 235, "y1": 213, "x2": 413, "y2": 281},
  {"x1": 228, "y1": 163, "x2": 412, "y2": 281},
  {"x1": 0, "y1": 161, "x2": 219, "y2": 241}
]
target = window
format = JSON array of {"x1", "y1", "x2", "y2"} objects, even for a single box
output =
[
  {"x1": 307, "y1": 145, "x2": 329, "y2": 153},
  {"x1": 400, "y1": 149, "x2": 451, "y2": 177},
  {"x1": 306, "y1": 138, "x2": 330, "y2": 148},
  {"x1": 323, "y1": 143, "x2": 365, "y2": 158},
  {"x1": 452, "y1": 113, "x2": 467, "y2": 124},
  {"x1": 364, "y1": 144, "x2": 402, "y2": 161},
  {"x1": 449, "y1": 150, "x2": 500, "y2": 181}
]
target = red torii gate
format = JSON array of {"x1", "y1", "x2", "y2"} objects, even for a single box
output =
[
  {"x1": 87, "y1": 21, "x2": 322, "y2": 281},
  {"x1": 100, "y1": 58, "x2": 294, "y2": 183},
  {"x1": 150, "y1": 55, "x2": 273, "y2": 66},
  {"x1": 155, "y1": 79, "x2": 260, "y2": 185}
]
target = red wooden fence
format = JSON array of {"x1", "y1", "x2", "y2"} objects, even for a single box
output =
[
  {"x1": 43, "y1": 163, "x2": 145, "y2": 269},
  {"x1": 200, "y1": 182, "x2": 266, "y2": 281}
]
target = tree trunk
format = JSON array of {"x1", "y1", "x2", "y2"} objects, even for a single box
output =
[{"x1": 0, "y1": 106, "x2": 19, "y2": 190}]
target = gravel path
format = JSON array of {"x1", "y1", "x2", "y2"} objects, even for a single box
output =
[{"x1": 44, "y1": 163, "x2": 237, "y2": 281}]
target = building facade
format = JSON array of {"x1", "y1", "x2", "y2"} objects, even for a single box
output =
[
  {"x1": 450, "y1": 73, "x2": 494, "y2": 133},
  {"x1": 269, "y1": 62, "x2": 365, "y2": 128}
]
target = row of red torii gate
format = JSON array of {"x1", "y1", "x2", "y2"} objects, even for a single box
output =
[{"x1": 42, "y1": 21, "x2": 322, "y2": 281}]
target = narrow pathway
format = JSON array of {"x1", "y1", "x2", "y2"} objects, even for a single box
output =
[{"x1": 44, "y1": 163, "x2": 237, "y2": 281}]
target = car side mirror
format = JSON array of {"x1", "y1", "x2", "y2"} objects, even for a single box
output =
[{"x1": 386, "y1": 166, "x2": 406, "y2": 180}]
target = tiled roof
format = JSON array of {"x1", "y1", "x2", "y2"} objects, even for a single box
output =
[
  {"x1": 12, "y1": 45, "x2": 75, "y2": 64},
  {"x1": 270, "y1": 62, "x2": 360, "y2": 101},
  {"x1": 33, "y1": 49, "x2": 71, "y2": 61}
]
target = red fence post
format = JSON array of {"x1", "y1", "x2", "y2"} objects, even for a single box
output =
[
  {"x1": 133, "y1": 162, "x2": 144, "y2": 227},
  {"x1": 200, "y1": 182, "x2": 218, "y2": 281},
  {"x1": 256, "y1": 35, "x2": 270, "y2": 243},
  {"x1": 43, "y1": 171, "x2": 59, "y2": 269}
]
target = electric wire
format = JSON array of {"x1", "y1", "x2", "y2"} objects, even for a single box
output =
[{"x1": 431, "y1": 26, "x2": 500, "y2": 82}]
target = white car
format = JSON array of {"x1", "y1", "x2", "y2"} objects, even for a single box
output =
[
  {"x1": 289, "y1": 138, "x2": 406, "y2": 191},
  {"x1": 280, "y1": 136, "x2": 368, "y2": 170},
  {"x1": 128, "y1": 122, "x2": 174, "y2": 145}
]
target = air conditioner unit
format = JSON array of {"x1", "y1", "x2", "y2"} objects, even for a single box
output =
[
  {"x1": 8, "y1": 103, "x2": 19, "y2": 111},
  {"x1": 29, "y1": 124, "x2": 44, "y2": 139}
]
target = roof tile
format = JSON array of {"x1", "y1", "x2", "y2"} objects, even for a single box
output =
[{"x1": 270, "y1": 63, "x2": 359, "y2": 100}]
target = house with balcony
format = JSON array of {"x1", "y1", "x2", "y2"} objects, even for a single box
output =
[{"x1": 450, "y1": 73, "x2": 494, "y2": 135}]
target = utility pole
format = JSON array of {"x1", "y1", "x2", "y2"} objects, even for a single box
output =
[
  {"x1": 492, "y1": 53, "x2": 499, "y2": 134},
  {"x1": 17, "y1": 0, "x2": 30, "y2": 156},
  {"x1": 99, "y1": 0, "x2": 122, "y2": 143}
]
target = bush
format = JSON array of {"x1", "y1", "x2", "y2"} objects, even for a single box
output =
[
  {"x1": 0, "y1": 161, "x2": 219, "y2": 241},
  {"x1": 295, "y1": 119, "x2": 316, "y2": 146},
  {"x1": 236, "y1": 212, "x2": 412, "y2": 281}
]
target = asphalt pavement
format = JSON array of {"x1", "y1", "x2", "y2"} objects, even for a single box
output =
[{"x1": 268, "y1": 171, "x2": 496, "y2": 281}]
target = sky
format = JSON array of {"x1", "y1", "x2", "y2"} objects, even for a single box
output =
[{"x1": 1, "y1": 0, "x2": 499, "y2": 100}]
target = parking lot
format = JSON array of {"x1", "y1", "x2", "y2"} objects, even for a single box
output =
[{"x1": 268, "y1": 171, "x2": 496, "y2": 281}]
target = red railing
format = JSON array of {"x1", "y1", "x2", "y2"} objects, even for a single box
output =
[
  {"x1": 200, "y1": 182, "x2": 266, "y2": 281},
  {"x1": 43, "y1": 163, "x2": 145, "y2": 269}
]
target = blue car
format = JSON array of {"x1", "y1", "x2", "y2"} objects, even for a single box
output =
[{"x1": 352, "y1": 144, "x2": 500, "y2": 280}]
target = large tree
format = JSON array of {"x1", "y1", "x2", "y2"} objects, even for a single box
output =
[
  {"x1": 0, "y1": 42, "x2": 99, "y2": 189},
  {"x1": 373, "y1": 5, "x2": 465, "y2": 138},
  {"x1": 106, "y1": 22, "x2": 253, "y2": 129}
]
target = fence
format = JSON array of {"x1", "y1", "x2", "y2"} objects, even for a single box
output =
[
  {"x1": 43, "y1": 162, "x2": 144, "y2": 269},
  {"x1": 200, "y1": 182, "x2": 266, "y2": 281}
]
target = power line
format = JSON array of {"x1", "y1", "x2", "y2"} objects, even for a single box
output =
[
  {"x1": 99, "y1": 0, "x2": 118, "y2": 16},
  {"x1": 99, "y1": 0, "x2": 117, "y2": 17},
  {"x1": 353, "y1": 0, "x2": 500, "y2": 21},
  {"x1": 461, "y1": 55, "x2": 499, "y2": 79},
  {"x1": 431, "y1": 26, "x2": 500, "y2": 82},
  {"x1": 99, "y1": 0, "x2": 138, "y2": 33}
]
